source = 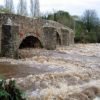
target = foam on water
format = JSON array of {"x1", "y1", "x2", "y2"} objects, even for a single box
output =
[
  {"x1": 94, "y1": 97, "x2": 100, "y2": 100},
  {"x1": 1, "y1": 44, "x2": 100, "y2": 99}
]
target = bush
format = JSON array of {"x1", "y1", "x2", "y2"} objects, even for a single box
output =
[{"x1": 0, "y1": 79, "x2": 26, "y2": 100}]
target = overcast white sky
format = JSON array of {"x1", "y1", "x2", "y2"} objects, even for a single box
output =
[{"x1": 0, "y1": 0, "x2": 100, "y2": 17}]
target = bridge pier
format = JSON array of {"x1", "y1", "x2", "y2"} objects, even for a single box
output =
[
  {"x1": 1, "y1": 24, "x2": 19, "y2": 58},
  {"x1": 43, "y1": 27, "x2": 56, "y2": 50}
]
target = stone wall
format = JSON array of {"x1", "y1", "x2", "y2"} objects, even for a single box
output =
[
  {"x1": 0, "y1": 13, "x2": 74, "y2": 58},
  {"x1": 43, "y1": 26, "x2": 56, "y2": 50},
  {"x1": 0, "y1": 13, "x2": 44, "y2": 54},
  {"x1": 43, "y1": 19, "x2": 74, "y2": 45},
  {"x1": 1, "y1": 25, "x2": 19, "y2": 58}
]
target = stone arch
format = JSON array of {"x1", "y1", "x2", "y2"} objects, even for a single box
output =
[
  {"x1": 56, "y1": 32, "x2": 61, "y2": 45},
  {"x1": 19, "y1": 35, "x2": 42, "y2": 49}
]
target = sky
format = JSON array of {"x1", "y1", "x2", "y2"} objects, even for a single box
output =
[{"x1": 0, "y1": 0, "x2": 100, "y2": 17}]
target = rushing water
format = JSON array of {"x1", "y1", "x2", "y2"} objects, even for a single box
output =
[
  {"x1": 0, "y1": 61, "x2": 65, "y2": 79},
  {"x1": 0, "y1": 44, "x2": 100, "y2": 100},
  {"x1": 94, "y1": 97, "x2": 100, "y2": 100},
  {"x1": 0, "y1": 63, "x2": 37, "y2": 78},
  {"x1": 0, "y1": 62, "x2": 50, "y2": 78}
]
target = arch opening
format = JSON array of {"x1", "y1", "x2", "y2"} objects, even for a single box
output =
[
  {"x1": 56, "y1": 33, "x2": 61, "y2": 45},
  {"x1": 19, "y1": 36, "x2": 42, "y2": 49}
]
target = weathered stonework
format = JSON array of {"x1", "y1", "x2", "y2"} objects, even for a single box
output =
[
  {"x1": 43, "y1": 26, "x2": 56, "y2": 50},
  {"x1": 1, "y1": 25, "x2": 19, "y2": 58},
  {"x1": 0, "y1": 13, "x2": 74, "y2": 58}
]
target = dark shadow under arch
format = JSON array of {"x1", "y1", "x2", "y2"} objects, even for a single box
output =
[
  {"x1": 19, "y1": 36, "x2": 42, "y2": 49},
  {"x1": 56, "y1": 33, "x2": 61, "y2": 45}
]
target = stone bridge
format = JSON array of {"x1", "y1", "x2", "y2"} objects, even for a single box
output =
[{"x1": 0, "y1": 13, "x2": 74, "y2": 58}]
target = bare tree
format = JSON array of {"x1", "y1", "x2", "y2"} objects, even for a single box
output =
[
  {"x1": 80, "y1": 10, "x2": 100, "y2": 42},
  {"x1": 30, "y1": 0, "x2": 34, "y2": 17},
  {"x1": 4, "y1": 0, "x2": 14, "y2": 13},
  {"x1": 30, "y1": 0, "x2": 40, "y2": 17},
  {"x1": 82, "y1": 10, "x2": 99, "y2": 32},
  {"x1": 17, "y1": 0, "x2": 28, "y2": 16}
]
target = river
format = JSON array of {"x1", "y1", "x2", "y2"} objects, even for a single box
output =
[
  {"x1": 0, "y1": 62, "x2": 48, "y2": 78},
  {"x1": 0, "y1": 44, "x2": 100, "y2": 100}
]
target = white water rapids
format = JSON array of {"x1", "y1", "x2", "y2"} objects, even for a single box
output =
[{"x1": 1, "y1": 44, "x2": 100, "y2": 100}]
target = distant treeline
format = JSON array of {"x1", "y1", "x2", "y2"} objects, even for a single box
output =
[{"x1": 42, "y1": 10, "x2": 100, "y2": 43}]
